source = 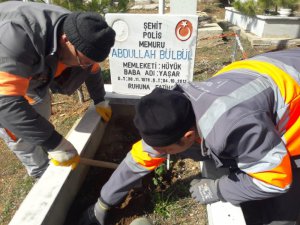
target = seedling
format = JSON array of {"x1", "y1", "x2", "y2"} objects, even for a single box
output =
[{"x1": 152, "y1": 158, "x2": 173, "y2": 188}]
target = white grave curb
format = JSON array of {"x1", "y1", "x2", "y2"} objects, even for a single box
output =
[
  {"x1": 200, "y1": 161, "x2": 246, "y2": 225},
  {"x1": 9, "y1": 104, "x2": 106, "y2": 225},
  {"x1": 9, "y1": 89, "x2": 247, "y2": 225}
]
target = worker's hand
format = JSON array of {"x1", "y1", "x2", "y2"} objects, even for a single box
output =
[
  {"x1": 48, "y1": 138, "x2": 79, "y2": 170},
  {"x1": 95, "y1": 100, "x2": 112, "y2": 123},
  {"x1": 78, "y1": 198, "x2": 110, "y2": 225},
  {"x1": 189, "y1": 178, "x2": 221, "y2": 204}
]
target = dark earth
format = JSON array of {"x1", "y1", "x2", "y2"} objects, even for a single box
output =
[
  {"x1": 64, "y1": 103, "x2": 206, "y2": 225},
  {"x1": 64, "y1": 104, "x2": 181, "y2": 225}
]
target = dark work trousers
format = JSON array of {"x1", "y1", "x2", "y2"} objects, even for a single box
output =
[
  {"x1": 0, "y1": 91, "x2": 50, "y2": 178},
  {"x1": 241, "y1": 167, "x2": 300, "y2": 225}
]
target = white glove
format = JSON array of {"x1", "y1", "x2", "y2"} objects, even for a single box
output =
[
  {"x1": 48, "y1": 138, "x2": 79, "y2": 169},
  {"x1": 95, "y1": 100, "x2": 112, "y2": 122}
]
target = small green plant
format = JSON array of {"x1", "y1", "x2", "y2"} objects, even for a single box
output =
[
  {"x1": 152, "y1": 158, "x2": 174, "y2": 188},
  {"x1": 150, "y1": 178, "x2": 192, "y2": 220},
  {"x1": 152, "y1": 164, "x2": 167, "y2": 187},
  {"x1": 152, "y1": 192, "x2": 172, "y2": 218},
  {"x1": 151, "y1": 163, "x2": 174, "y2": 219}
]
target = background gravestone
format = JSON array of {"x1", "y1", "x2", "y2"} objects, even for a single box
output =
[{"x1": 170, "y1": 0, "x2": 198, "y2": 15}]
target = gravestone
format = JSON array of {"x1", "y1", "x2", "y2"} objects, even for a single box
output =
[
  {"x1": 170, "y1": 0, "x2": 198, "y2": 15},
  {"x1": 106, "y1": 13, "x2": 198, "y2": 96}
]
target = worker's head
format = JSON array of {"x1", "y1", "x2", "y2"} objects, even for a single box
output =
[
  {"x1": 134, "y1": 88, "x2": 197, "y2": 154},
  {"x1": 58, "y1": 12, "x2": 116, "y2": 68}
]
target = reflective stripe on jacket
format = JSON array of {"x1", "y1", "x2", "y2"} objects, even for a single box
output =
[
  {"x1": 101, "y1": 48, "x2": 300, "y2": 206},
  {"x1": 0, "y1": 2, "x2": 105, "y2": 149},
  {"x1": 179, "y1": 48, "x2": 300, "y2": 204},
  {"x1": 101, "y1": 140, "x2": 166, "y2": 205},
  {"x1": 127, "y1": 140, "x2": 166, "y2": 171}
]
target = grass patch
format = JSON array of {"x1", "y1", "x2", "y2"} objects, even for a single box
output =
[
  {"x1": 152, "y1": 192, "x2": 172, "y2": 218},
  {"x1": 149, "y1": 180, "x2": 207, "y2": 225},
  {"x1": 150, "y1": 161, "x2": 198, "y2": 221},
  {"x1": 56, "y1": 115, "x2": 82, "y2": 137},
  {"x1": 0, "y1": 176, "x2": 34, "y2": 225},
  {"x1": 152, "y1": 185, "x2": 190, "y2": 219},
  {"x1": 0, "y1": 92, "x2": 90, "y2": 224}
]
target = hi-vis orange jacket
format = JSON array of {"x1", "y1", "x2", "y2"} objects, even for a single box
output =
[
  {"x1": 0, "y1": 2, "x2": 105, "y2": 150},
  {"x1": 101, "y1": 48, "x2": 300, "y2": 206}
]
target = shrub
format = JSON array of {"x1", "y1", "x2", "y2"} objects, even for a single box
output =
[
  {"x1": 232, "y1": 0, "x2": 298, "y2": 15},
  {"x1": 47, "y1": 0, "x2": 129, "y2": 14}
]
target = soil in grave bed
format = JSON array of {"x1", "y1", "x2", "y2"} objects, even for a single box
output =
[
  {"x1": 63, "y1": 104, "x2": 178, "y2": 225},
  {"x1": 65, "y1": 105, "x2": 206, "y2": 225}
]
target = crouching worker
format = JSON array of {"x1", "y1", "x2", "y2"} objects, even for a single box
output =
[
  {"x1": 80, "y1": 47, "x2": 300, "y2": 225},
  {"x1": 0, "y1": 1, "x2": 115, "y2": 178}
]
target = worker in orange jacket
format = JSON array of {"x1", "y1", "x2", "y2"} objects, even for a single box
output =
[
  {"x1": 80, "y1": 48, "x2": 300, "y2": 225},
  {"x1": 0, "y1": 1, "x2": 115, "y2": 178}
]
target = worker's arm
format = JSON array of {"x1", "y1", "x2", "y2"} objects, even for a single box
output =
[
  {"x1": 85, "y1": 65, "x2": 112, "y2": 122},
  {"x1": 50, "y1": 64, "x2": 104, "y2": 99},
  {"x1": 51, "y1": 63, "x2": 106, "y2": 103},
  {"x1": 79, "y1": 140, "x2": 166, "y2": 225},
  {"x1": 0, "y1": 22, "x2": 80, "y2": 169},
  {"x1": 216, "y1": 111, "x2": 292, "y2": 205},
  {"x1": 50, "y1": 63, "x2": 111, "y2": 122},
  {"x1": 100, "y1": 139, "x2": 166, "y2": 205},
  {"x1": 85, "y1": 64, "x2": 105, "y2": 105}
]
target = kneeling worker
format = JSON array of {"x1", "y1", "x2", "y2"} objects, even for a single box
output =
[{"x1": 80, "y1": 48, "x2": 300, "y2": 225}]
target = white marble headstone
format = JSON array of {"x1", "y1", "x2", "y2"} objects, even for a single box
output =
[{"x1": 106, "y1": 13, "x2": 198, "y2": 96}]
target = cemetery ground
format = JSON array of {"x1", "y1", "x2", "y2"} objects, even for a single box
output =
[{"x1": 0, "y1": 3, "x2": 299, "y2": 225}]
